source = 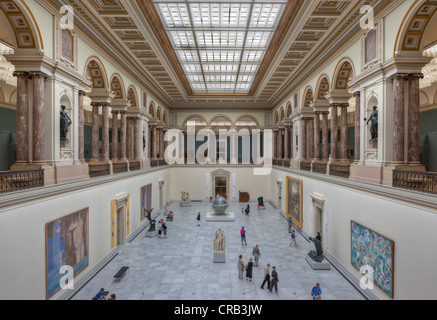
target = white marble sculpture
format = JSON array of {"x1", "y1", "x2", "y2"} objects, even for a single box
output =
[
  {"x1": 180, "y1": 191, "x2": 191, "y2": 207},
  {"x1": 164, "y1": 200, "x2": 172, "y2": 216},
  {"x1": 214, "y1": 227, "x2": 226, "y2": 253}
]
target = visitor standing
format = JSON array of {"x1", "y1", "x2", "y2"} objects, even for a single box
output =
[
  {"x1": 238, "y1": 255, "x2": 245, "y2": 280},
  {"x1": 245, "y1": 205, "x2": 250, "y2": 216},
  {"x1": 290, "y1": 229, "x2": 298, "y2": 247},
  {"x1": 245, "y1": 258, "x2": 254, "y2": 281},
  {"x1": 316, "y1": 232, "x2": 322, "y2": 242},
  {"x1": 260, "y1": 263, "x2": 271, "y2": 289},
  {"x1": 288, "y1": 217, "x2": 292, "y2": 233},
  {"x1": 197, "y1": 212, "x2": 201, "y2": 226},
  {"x1": 240, "y1": 227, "x2": 247, "y2": 246},
  {"x1": 311, "y1": 283, "x2": 322, "y2": 300},
  {"x1": 162, "y1": 223, "x2": 167, "y2": 238},
  {"x1": 252, "y1": 244, "x2": 261, "y2": 267},
  {"x1": 268, "y1": 267, "x2": 279, "y2": 293},
  {"x1": 158, "y1": 227, "x2": 162, "y2": 239}
]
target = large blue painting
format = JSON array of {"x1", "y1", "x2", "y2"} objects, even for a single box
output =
[
  {"x1": 351, "y1": 221, "x2": 394, "y2": 298},
  {"x1": 46, "y1": 208, "x2": 89, "y2": 299}
]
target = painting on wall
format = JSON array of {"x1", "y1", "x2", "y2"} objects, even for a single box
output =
[
  {"x1": 46, "y1": 208, "x2": 89, "y2": 299},
  {"x1": 141, "y1": 184, "x2": 152, "y2": 221},
  {"x1": 286, "y1": 177, "x2": 303, "y2": 229},
  {"x1": 351, "y1": 221, "x2": 394, "y2": 298}
]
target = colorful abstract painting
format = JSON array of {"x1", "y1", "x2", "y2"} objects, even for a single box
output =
[
  {"x1": 351, "y1": 221, "x2": 394, "y2": 298},
  {"x1": 46, "y1": 208, "x2": 89, "y2": 299},
  {"x1": 286, "y1": 177, "x2": 303, "y2": 229},
  {"x1": 141, "y1": 184, "x2": 152, "y2": 221}
]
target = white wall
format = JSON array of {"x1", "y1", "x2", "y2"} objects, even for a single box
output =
[
  {"x1": 271, "y1": 167, "x2": 437, "y2": 300},
  {"x1": 0, "y1": 168, "x2": 170, "y2": 300}
]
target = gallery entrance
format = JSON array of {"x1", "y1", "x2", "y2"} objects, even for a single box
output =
[
  {"x1": 210, "y1": 169, "x2": 231, "y2": 199},
  {"x1": 116, "y1": 207, "x2": 126, "y2": 246}
]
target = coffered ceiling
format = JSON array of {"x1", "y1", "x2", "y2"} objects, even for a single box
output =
[{"x1": 50, "y1": 0, "x2": 385, "y2": 110}]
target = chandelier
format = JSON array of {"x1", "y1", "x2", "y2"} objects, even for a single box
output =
[
  {"x1": 0, "y1": 42, "x2": 16, "y2": 87},
  {"x1": 421, "y1": 44, "x2": 437, "y2": 88}
]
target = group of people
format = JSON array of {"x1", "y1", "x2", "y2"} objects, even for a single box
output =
[
  {"x1": 93, "y1": 288, "x2": 116, "y2": 300},
  {"x1": 157, "y1": 219, "x2": 168, "y2": 239},
  {"x1": 241, "y1": 205, "x2": 251, "y2": 216}
]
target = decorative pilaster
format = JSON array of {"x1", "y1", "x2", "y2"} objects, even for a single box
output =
[
  {"x1": 330, "y1": 104, "x2": 338, "y2": 162},
  {"x1": 301, "y1": 119, "x2": 307, "y2": 160},
  {"x1": 392, "y1": 74, "x2": 407, "y2": 164},
  {"x1": 30, "y1": 72, "x2": 46, "y2": 164},
  {"x1": 134, "y1": 117, "x2": 141, "y2": 161},
  {"x1": 284, "y1": 126, "x2": 289, "y2": 160},
  {"x1": 13, "y1": 72, "x2": 30, "y2": 164},
  {"x1": 313, "y1": 113, "x2": 321, "y2": 161},
  {"x1": 407, "y1": 73, "x2": 423, "y2": 165},
  {"x1": 322, "y1": 112, "x2": 329, "y2": 162},
  {"x1": 78, "y1": 90, "x2": 86, "y2": 163},
  {"x1": 101, "y1": 103, "x2": 110, "y2": 162},
  {"x1": 126, "y1": 117, "x2": 133, "y2": 160},
  {"x1": 353, "y1": 91, "x2": 361, "y2": 163},
  {"x1": 308, "y1": 118, "x2": 314, "y2": 161},
  {"x1": 91, "y1": 102, "x2": 101, "y2": 162},
  {"x1": 112, "y1": 111, "x2": 119, "y2": 161},
  {"x1": 120, "y1": 111, "x2": 127, "y2": 161},
  {"x1": 340, "y1": 104, "x2": 349, "y2": 162}
]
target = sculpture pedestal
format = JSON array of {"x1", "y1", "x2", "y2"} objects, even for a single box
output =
[
  {"x1": 258, "y1": 206, "x2": 265, "y2": 211},
  {"x1": 305, "y1": 254, "x2": 331, "y2": 270},
  {"x1": 214, "y1": 252, "x2": 226, "y2": 263},
  {"x1": 145, "y1": 230, "x2": 158, "y2": 238},
  {"x1": 179, "y1": 203, "x2": 192, "y2": 207},
  {"x1": 206, "y1": 212, "x2": 235, "y2": 222}
]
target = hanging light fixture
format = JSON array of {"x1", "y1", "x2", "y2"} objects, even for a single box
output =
[
  {"x1": 421, "y1": 44, "x2": 437, "y2": 88},
  {"x1": 0, "y1": 42, "x2": 16, "y2": 86}
]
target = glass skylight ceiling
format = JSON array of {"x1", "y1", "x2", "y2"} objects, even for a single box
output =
[{"x1": 153, "y1": 0, "x2": 287, "y2": 94}]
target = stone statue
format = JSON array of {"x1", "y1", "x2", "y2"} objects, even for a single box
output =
[
  {"x1": 145, "y1": 207, "x2": 155, "y2": 232},
  {"x1": 213, "y1": 227, "x2": 226, "y2": 253},
  {"x1": 164, "y1": 200, "x2": 172, "y2": 216},
  {"x1": 60, "y1": 105, "x2": 72, "y2": 141},
  {"x1": 180, "y1": 192, "x2": 191, "y2": 207},
  {"x1": 308, "y1": 237, "x2": 325, "y2": 263},
  {"x1": 365, "y1": 106, "x2": 378, "y2": 142}
]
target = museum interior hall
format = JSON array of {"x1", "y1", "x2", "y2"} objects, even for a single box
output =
[{"x1": 0, "y1": 0, "x2": 436, "y2": 301}]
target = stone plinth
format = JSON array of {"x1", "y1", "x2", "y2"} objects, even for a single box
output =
[
  {"x1": 146, "y1": 230, "x2": 158, "y2": 238},
  {"x1": 214, "y1": 252, "x2": 226, "y2": 263},
  {"x1": 206, "y1": 212, "x2": 235, "y2": 222},
  {"x1": 305, "y1": 254, "x2": 331, "y2": 270}
]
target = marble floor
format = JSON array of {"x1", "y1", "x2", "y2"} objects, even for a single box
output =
[{"x1": 72, "y1": 201, "x2": 364, "y2": 300}]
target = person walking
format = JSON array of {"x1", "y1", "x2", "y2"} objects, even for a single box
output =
[
  {"x1": 238, "y1": 255, "x2": 245, "y2": 280},
  {"x1": 268, "y1": 266, "x2": 279, "y2": 293},
  {"x1": 245, "y1": 258, "x2": 254, "y2": 281},
  {"x1": 311, "y1": 283, "x2": 322, "y2": 300},
  {"x1": 287, "y1": 217, "x2": 292, "y2": 233},
  {"x1": 252, "y1": 244, "x2": 261, "y2": 267},
  {"x1": 290, "y1": 229, "x2": 298, "y2": 247},
  {"x1": 260, "y1": 263, "x2": 271, "y2": 289},
  {"x1": 197, "y1": 212, "x2": 201, "y2": 226},
  {"x1": 245, "y1": 205, "x2": 250, "y2": 216},
  {"x1": 162, "y1": 223, "x2": 167, "y2": 238},
  {"x1": 240, "y1": 227, "x2": 247, "y2": 246}
]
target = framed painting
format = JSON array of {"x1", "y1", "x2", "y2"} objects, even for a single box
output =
[
  {"x1": 286, "y1": 177, "x2": 303, "y2": 229},
  {"x1": 45, "y1": 208, "x2": 89, "y2": 299},
  {"x1": 141, "y1": 184, "x2": 152, "y2": 221},
  {"x1": 351, "y1": 221, "x2": 395, "y2": 298}
]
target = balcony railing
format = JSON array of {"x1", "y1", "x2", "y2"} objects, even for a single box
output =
[
  {"x1": 393, "y1": 170, "x2": 437, "y2": 195},
  {"x1": 300, "y1": 161, "x2": 312, "y2": 172},
  {"x1": 89, "y1": 164, "x2": 110, "y2": 178},
  {"x1": 113, "y1": 162, "x2": 128, "y2": 174},
  {"x1": 129, "y1": 161, "x2": 141, "y2": 171},
  {"x1": 0, "y1": 169, "x2": 45, "y2": 194},
  {"x1": 313, "y1": 162, "x2": 328, "y2": 175},
  {"x1": 330, "y1": 164, "x2": 351, "y2": 178}
]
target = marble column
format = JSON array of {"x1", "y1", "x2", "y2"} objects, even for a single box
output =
[
  {"x1": 340, "y1": 104, "x2": 349, "y2": 162},
  {"x1": 13, "y1": 72, "x2": 30, "y2": 164},
  {"x1": 160, "y1": 128, "x2": 165, "y2": 160},
  {"x1": 152, "y1": 125, "x2": 158, "y2": 160},
  {"x1": 354, "y1": 92, "x2": 361, "y2": 163},
  {"x1": 392, "y1": 74, "x2": 407, "y2": 164},
  {"x1": 120, "y1": 111, "x2": 127, "y2": 161},
  {"x1": 290, "y1": 126, "x2": 294, "y2": 160},
  {"x1": 330, "y1": 105, "x2": 338, "y2": 162},
  {"x1": 102, "y1": 104, "x2": 110, "y2": 162},
  {"x1": 301, "y1": 119, "x2": 307, "y2": 160},
  {"x1": 30, "y1": 72, "x2": 46, "y2": 163},
  {"x1": 91, "y1": 103, "x2": 100, "y2": 162},
  {"x1": 134, "y1": 117, "x2": 141, "y2": 161},
  {"x1": 308, "y1": 118, "x2": 314, "y2": 161},
  {"x1": 273, "y1": 130, "x2": 278, "y2": 159},
  {"x1": 284, "y1": 126, "x2": 289, "y2": 160},
  {"x1": 126, "y1": 117, "x2": 133, "y2": 160},
  {"x1": 314, "y1": 113, "x2": 320, "y2": 161},
  {"x1": 231, "y1": 129, "x2": 237, "y2": 164},
  {"x1": 256, "y1": 129, "x2": 262, "y2": 163},
  {"x1": 112, "y1": 111, "x2": 119, "y2": 161},
  {"x1": 277, "y1": 129, "x2": 283, "y2": 160},
  {"x1": 322, "y1": 112, "x2": 329, "y2": 162},
  {"x1": 408, "y1": 73, "x2": 423, "y2": 165},
  {"x1": 78, "y1": 90, "x2": 86, "y2": 163}
]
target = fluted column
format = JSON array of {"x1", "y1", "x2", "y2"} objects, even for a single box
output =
[
  {"x1": 408, "y1": 73, "x2": 423, "y2": 165},
  {"x1": 30, "y1": 72, "x2": 46, "y2": 163},
  {"x1": 330, "y1": 104, "x2": 338, "y2": 161},
  {"x1": 340, "y1": 104, "x2": 349, "y2": 162},
  {"x1": 91, "y1": 103, "x2": 101, "y2": 162},
  {"x1": 284, "y1": 126, "x2": 289, "y2": 160},
  {"x1": 314, "y1": 113, "x2": 320, "y2": 161},
  {"x1": 101, "y1": 104, "x2": 110, "y2": 162},
  {"x1": 354, "y1": 92, "x2": 361, "y2": 163},
  {"x1": 78, "y1": 91, "x2": 86, "y2": 163},
  {"x1": 13, "y1": 72, "x2": 30, "y2": 164},
  {"x1": 126, "y1": 117, "x2": 133, "y2": 160},
  {"x1": 120, "y1": 111, "x2": 127, "y2": 161},
  {"x1": 322, "y1": 112, "x2": 329, "y2": 162},
  {"x1": 112, "y1": 111, "x2": 119, "y2": 161},
  {"x1": 392, "y1": 74, "x2": 407, "y2": 164},
  {"x1": 308, "y1": 118, "x2": 314, "y2": 161}
]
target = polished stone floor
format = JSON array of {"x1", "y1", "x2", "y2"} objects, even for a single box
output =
[{"x1": 72, "y1": 201, "x2": 364, "y2": 300}]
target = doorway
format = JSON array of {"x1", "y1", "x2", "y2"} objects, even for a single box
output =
[
  {"x1": 315, "y1": 207, "x2": 323, "y2": 242},
  {"x1": 116, "y1": 207, "x2": 126, "y2": 246}
]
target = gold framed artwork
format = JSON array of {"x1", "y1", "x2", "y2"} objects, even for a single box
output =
[{"x1": 286, "y1": 177, "x2": 303, "y2": 229}]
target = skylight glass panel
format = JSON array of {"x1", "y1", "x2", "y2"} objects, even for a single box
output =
[{"x1": 154, "y1": 0, "x2": 287, "y2": 94}]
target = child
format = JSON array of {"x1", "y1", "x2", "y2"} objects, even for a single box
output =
[{"x1": 158, "y1": 227, "x2": 162, "y2": 239}]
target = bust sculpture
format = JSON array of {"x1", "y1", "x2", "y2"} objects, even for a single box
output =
[
  {"x1": 212, "y1": 195, "x2": 229, "y2": 215},
  {"x1": 60, "y1": 105, "x2": 72, "y2": 141},
  {"x1": 308, "y1": 237, "x2": 325, "y2": 263},
  {"x1": 213, "y1": 227, "x2": 226, "y2": 253},
  {"x1": 365, "y1": 106, "x2": 378, "y2": 142}
]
